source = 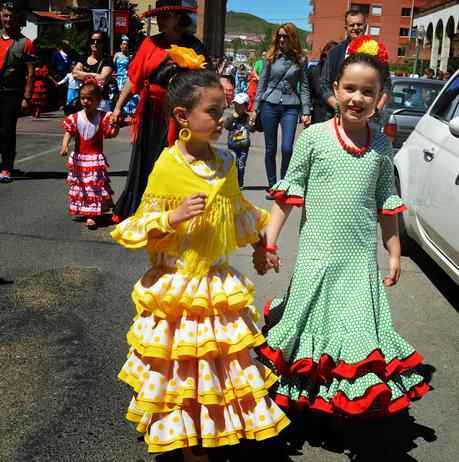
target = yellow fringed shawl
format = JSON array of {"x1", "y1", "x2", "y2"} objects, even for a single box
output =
[{"x1": 135, "y1": 144, "x2": 242, "y2": 277}]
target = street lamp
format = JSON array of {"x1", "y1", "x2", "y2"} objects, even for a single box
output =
[{"x1": 413, "y1": 25, "x2": 425, "y2": 76}]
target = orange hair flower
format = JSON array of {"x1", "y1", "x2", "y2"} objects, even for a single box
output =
[{"x1": 166, "y1": 45, "x2": 207, "y2": 70}]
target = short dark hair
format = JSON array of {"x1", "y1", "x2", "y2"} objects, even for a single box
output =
[
  {"x1": 166, "y1": 69, "x2": 222, "y2": 116},
  {"x1": 336, "y1": 53, "x2": 384, "y2": 89},
  {"x1": 345, "y1": 9, "x2": 367, "y2": 22},
  {"x1": 80, "y1": 81, "x2": 102, "y2": 100}
]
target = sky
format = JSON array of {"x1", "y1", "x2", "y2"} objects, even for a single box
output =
[{"x1": 226, "y1": 0, "x2": 312, "y2": 31}]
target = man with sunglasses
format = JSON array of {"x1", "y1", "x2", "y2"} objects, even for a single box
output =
[
  {"x1": 319, "y1": 9, "x2": 390, "y2": 117},
  {"x1": 0, "y1": 0, "x2": 35, "y2": 182}
]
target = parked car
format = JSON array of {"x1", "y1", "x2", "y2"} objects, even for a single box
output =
[
  {"x1": 394, "y1": 70, "x2": 459, "y2": 284},
  {"x1": 381, "y1": 77, "x2": 445, "y2": 152}
]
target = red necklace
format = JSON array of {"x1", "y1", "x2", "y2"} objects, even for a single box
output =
[{"x1": 333, "y1": 115, "x2": 371, "y2": 156}]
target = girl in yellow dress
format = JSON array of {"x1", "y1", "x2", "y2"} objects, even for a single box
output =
[{"x1": 111, "y1": 56, "x2": 290, "y2": 461}]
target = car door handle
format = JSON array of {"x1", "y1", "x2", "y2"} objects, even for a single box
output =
[
  {"x1": 456, "y1": 173, "x2": 459, "y2": 185},
  {"x1": 423, "y1": 148, "x2": 435, "y2": 162}
]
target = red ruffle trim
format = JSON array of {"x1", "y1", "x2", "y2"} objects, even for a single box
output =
[
  {"x1": 69, "y1": 209, "x2": 105, "y2": 217},
  {"x1": 68, "y1": 193, "x2": 112, "y2": 203},
  {"x1": 259, "y1": 299, "x2": 424, "y2": 381},
  {"x1": 269, "y1": 190, "x2": 304, "y2": 207},
  {"x1": 378, "y1": 205, "x2": 407, "y2": 215},
  {"x1": 272, "y1": 381, "x2": 430, "y2": 418},
  {"x1": 66, "y1": 179, "x2": 109, "y2": 186},
  {"x1": 66, "y1": 163, "x2": 109, "y2": 172}
]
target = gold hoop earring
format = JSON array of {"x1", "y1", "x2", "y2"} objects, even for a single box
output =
[{"x1": 179, "y1": 122, "x2": 191, "y2": 142}]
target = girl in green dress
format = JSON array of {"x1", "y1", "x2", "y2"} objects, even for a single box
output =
[{"x1": 253, "y1": 48, "x2": 429, "y2": 418}]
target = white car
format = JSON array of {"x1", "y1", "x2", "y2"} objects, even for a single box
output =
[{"x1": 394, "y1": 69, "x2": 459, "y2": 285}]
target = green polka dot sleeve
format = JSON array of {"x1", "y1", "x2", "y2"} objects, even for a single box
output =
[
  {"x1": 376, "y1": 138, "x2": 406, "y2": 215},
  {"x1": 270, "y1": 129, "x2": 313, "y2": 206}
]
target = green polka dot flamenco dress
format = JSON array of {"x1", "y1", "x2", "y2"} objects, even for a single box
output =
[{"x1": 258, "y1": 124, "x2": 430, "y2": 418}]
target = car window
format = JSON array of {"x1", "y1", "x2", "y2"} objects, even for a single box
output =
[
  {"x1": 387, "y1": 81, "x2": 443, "y2": 112},
  {"x1": 430, "y1": 74, "x2": 459, "y2": 122}
]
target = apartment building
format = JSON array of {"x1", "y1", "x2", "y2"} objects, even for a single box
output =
[{"x1": 308, "y1": 0, "x2": 429, "y2": 63}]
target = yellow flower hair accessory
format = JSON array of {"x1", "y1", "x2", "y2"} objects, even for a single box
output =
[
  {"x1": 348, "y1": 35, "x2": 389, "y2": 65},
  {"x1": 166, "y1": 45, "x2": 207, "y2": 70}
]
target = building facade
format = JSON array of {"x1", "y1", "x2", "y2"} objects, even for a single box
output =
[
  {"x1": 411, "y1": 0, "x2": 459, "y2": 72},
  {"x1": 308, "y1": 0, "x2": 428, "y2": 63}
]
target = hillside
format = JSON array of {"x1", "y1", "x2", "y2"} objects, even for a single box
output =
[{"x1": 225, "y1": 11, "x2": 309, "y2": 45}]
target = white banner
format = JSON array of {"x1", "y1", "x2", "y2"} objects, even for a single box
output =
[{"x1": 92, "y1": 9, "x2": 109, "y2": 33}]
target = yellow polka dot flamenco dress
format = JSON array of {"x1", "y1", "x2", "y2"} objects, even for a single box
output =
[{"x1": 112, "y1": 143, "x2": 290, "y2": 453}]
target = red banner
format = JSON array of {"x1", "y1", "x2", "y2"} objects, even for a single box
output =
[{"x1": 114, "y1": 11, "x2": 129, "y2": 34}]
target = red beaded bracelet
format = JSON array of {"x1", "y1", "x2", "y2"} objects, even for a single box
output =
[{"x1": 265, "y1": 245, "x2": 278, "y2": 252}]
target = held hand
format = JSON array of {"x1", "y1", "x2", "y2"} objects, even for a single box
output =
[
  {"x1": 252, "y1": 246, "x2": 269, "y2": 275},
  {"x1": 301, "y1": 115, "x2": 311, "y2": 127},
  {"x1": 267, "y1": 251, "x2": 282, "y2": 273},
  {"x1": 169, "y1": 193, "x2": 207, "y2": 226},
  {"x1": 110, "y1": 108, "x2": 122, "y2": 126},
  {"x1": 21, "y1": 99, "x2": 32, "y2": 114},
  {"x1": 383, "y1": 256, "x2": 401, "y2": 286},
  {"x1": 60, "y1": 146, "x2": 69, "y2": 157}
]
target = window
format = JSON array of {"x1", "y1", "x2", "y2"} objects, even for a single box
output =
[
  {"x1": 401, "y1": 7, "x2": 411, "y2": 17},
  {"x1": 372, "y1": 5, "x2": 382, "y2": 16},
  {"x1": 397, "y1": 47, "x2": 406, "y2": 57},
  {"x1": 430, "y1": 76, "x2": 459, "y2": 122},
  {"x1": 370, "y1": 26, "x2": 380, "y2": 36},
  {"x1": 400, "y1": 28, "x2": 409, "y2": 37}
]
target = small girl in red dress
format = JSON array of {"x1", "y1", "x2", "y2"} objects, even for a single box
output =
[
  {"x1": 32, "y1": 62, "x2": 54, "y2": 118},
  {"x1": 60, "y1": 79, "x2": 119, "y2": 229}
]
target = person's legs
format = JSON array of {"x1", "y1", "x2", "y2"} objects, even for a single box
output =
[
  {"x1": 0, "y1": 91, "x2": 22, "y2": 174},
  {"x1": 234, "y1": 149, "x2": 248, "y2": 187},
  {"x1": 279, "y1": 105, "x2": 299, "y2": 179},
  {"x1": 260, "y1": 102, "x2": 281, "y2": 188}
]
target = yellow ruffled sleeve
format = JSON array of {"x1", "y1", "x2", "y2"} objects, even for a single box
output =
[
  {"x1": 110, "y1": 191, "x2": 184, "y2": 252},
  {"x1": 234, "y1": 194, "x2": 270, "y2": 247}
]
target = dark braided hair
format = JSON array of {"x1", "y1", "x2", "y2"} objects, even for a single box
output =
[
  {"x1": 165, "y1": 69, "x2": 222, "y2": 116},
  {"x1": 336, "y1": 53, "x2": 385, "y2": 89}
]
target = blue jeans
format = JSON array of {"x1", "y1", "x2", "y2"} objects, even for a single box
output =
[
  {"x1": 260, "y1": 102, "x2": 299, "y2": 187},
  {"x1": 231, "y1": 149, "x2": 249, "y2": 186}
]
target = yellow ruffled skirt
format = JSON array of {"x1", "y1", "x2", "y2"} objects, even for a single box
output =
[{"x1": 119, "y1": 265, "x2": 290, "y2": 453}]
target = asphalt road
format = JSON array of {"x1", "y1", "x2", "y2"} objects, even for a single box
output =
[{"x1": 0, "y1": 112, "x2": 458, "y2": 462}]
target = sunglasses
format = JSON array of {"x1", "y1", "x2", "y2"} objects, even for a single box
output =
[
  {"x1": 90, "y1": 38, "x2": 103, "y2": 44},
  {"x1": 278, "y1": 33, "x2": 289, "y2": 40},
  {"x1": 346, "y1": 23, "x2": 365, "y2": 28}
]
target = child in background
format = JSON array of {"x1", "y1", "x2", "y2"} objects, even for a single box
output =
[
  {"x1": 32, "y1": 60, "x2": 54, "y2": 118},
  {"x1": 60, "y1": 78, "x2": 118, "y2": 229},
  {"x1": 224, "y1": 92, "x2": 252, "y2": 189},
  {"x1": 112, "y1": 65, "x2": 289, "y2": 461},
  {"x1": 254, "y1": 42, "x2": 430, "y2": 419},
  {"x1": 56, "y1": 63, "x2": 81, "y2": 116}
]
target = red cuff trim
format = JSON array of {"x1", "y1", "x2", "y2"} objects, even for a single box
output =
[
  {"x1": 378, "y1": 205, "x2": 407, "y2": 215},
  {"x1": 272, "y1": 381, "x2": 430, "y2": 418},
  {"x1": 269, "y1": 190, "x2": 304, "y2": 207}
]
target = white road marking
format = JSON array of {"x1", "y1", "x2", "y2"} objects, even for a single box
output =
[{"x1": 15, "y1": 146, "x2": 61, "y2": 165}]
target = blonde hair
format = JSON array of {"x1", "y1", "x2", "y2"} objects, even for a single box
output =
[{"x1": 267, "y1": 23, "x2": 304, "y2": 66}]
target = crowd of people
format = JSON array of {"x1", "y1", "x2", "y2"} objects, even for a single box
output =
[{"x1": 1, "y1": 1, "x2": 436, "y2": 461}]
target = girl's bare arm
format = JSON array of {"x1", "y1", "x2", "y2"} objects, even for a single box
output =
[{"x1": 379, "y1": 214, "x2": 401, "y2": 286}]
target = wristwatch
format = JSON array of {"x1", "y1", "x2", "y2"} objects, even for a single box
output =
[{"x1": 23, "y1": 95, "x2": 32, "y2": 104}]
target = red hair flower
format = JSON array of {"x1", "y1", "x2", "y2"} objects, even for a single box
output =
[
  {"x1": 348, "y1": 35, "x2": 389, "y2": 65},
  {"x1": 82, "y1": 75, "x2": 104, "y2": 89}
]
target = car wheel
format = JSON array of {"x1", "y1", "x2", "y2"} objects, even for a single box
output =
[{"x1": 395, "y1": 175, "x2": 416, "y2": 256}]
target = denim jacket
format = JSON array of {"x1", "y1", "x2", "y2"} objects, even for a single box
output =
[{"x1": 253, "y1": 53, "x2": 310, "y2": 115}]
